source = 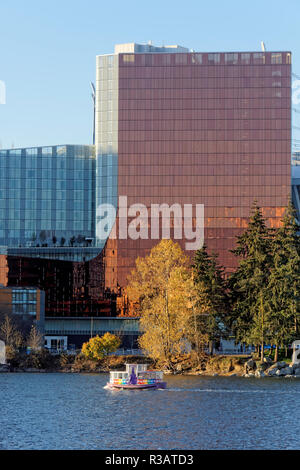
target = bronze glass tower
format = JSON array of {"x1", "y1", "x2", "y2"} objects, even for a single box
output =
[{"x1": 96, "y1": 45, "x2": 291, "y2": 294}]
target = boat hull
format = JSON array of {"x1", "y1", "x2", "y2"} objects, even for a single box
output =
[{"x1": 106, "y1": 382, "x2": 167, "y2": 390}]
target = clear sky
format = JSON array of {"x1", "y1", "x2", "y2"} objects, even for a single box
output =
[{"x1": 0, "y1": 0, "x2": 299, "y2": 149}]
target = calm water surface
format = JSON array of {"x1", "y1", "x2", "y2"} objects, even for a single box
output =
[{"x1": 0, "y1": 373, "x2": 300, "y2": 450}]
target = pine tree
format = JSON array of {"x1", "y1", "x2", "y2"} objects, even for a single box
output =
[
  {"x1": 229, "y1": 202, "x2": 272, "y2": 358},
  {"x1": 266, "y1": 200, "x2": 300, "y2": 361},
  {"x1": 192, "y1": 245, "x2": 229, "y2": 354}
]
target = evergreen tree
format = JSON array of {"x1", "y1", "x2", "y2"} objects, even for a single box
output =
[
  {"x1": 229, "y1": 202, "x2": 272, "y2": 358},
  {"x1": 266, "y1": 200, "x2": 300, "y2": 361},
  {"x1": 192, "y1": 245, "x2": 229, "y2": 354}
]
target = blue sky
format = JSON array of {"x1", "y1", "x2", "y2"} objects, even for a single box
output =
[{"x1": 0, "y1": 0, "x2": 299, "y2": 149}]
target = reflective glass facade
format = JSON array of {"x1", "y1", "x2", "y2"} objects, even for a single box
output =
[
  {"x1": 0, "y1": 250, "x2": 115, "y2": 317},
  {"x1": 0, "y1": 46, "x2": 291, "y2": 318},
  {"x1": 96, "y1": 46, "x2": 291, "y2": 292},
  {"x1": 0, "y1": 145, "x2": 95, "y2": 248},
  {"x1": 95, "y1": 54, "x2": 119, "y2": 248}
]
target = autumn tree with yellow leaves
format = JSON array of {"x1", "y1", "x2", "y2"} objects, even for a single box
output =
[
  {"x1": 81, "y1": 332, "x2": 121, "y2": 360},
  {"x1": 126, "y1": 240, "x2": 209, "y2": 365}
]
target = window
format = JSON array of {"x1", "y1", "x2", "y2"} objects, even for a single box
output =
[
  {"x1": 241, "y1": 53, "x2": 250, "y2": 64},
  {"x1": 26, "y1": 148, "x2": 37, "y2": 156},
  {"x1": 161, "y1": 55, "x2": 171, "y2": 65},
  {"x1": 208, "y1": 53, "x2": 220, "y2": 64},
  {"x1": 123, "y1": 54, "x2": 135, "y2": 63},
  {"x1": 286, "y1": 53, "x2": 291, "y2": 64},
  {"x1": 225, "y1": 53, "x2": 238, "y2": 65},
  {"x1": 175, "y1": 54, "x2": 187, "y2": 65},
  {"x1": 145, "y1": 55, "x2": 153, "y2": 66},
  {"x1": 57, "y1": 146, "x2": 66, "y2": 155},
  {"x1": 253, "y1": 53, "x2": 265, "y2": 64},
  {"x1": 271, "y1": 53, "x2": 282, "y2": 64},
  {"x1": 42, "y1": 147, "x2": 52, "y2": 156},
  {"x1": 107, "y1": 55, "x2": 114, "y2": 67},
  {"x1": 191, "y1": 53, "x2": 202, "y2": 64}
]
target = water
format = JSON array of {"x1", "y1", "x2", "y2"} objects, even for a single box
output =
[{"x1": 0, "y1": 373, "x2": 300, "y2": 450}]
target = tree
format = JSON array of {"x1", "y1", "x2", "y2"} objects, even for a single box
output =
[
  {"x1": 229, "y1": 202, "x2": 272, "y2": 359},
  {"x1": 39, "y1": 230, "x2": 47, "y2": 243},
  {"x1": 69, "y1": 236, "x2": 76, "y2": 247},
  {"x1": 0, "y1": 315, "x2": 23, "y2": 349},
  {"x1": 76, "y1": 235, "x2": 85, "y2": 245},
  {"x1": 185, "y1": 276, "x2": 210, "y2": 360},
  {"x1": 31, "y1": 233, "x2": 37, "y2": 245},
  {"x1": 192, "y1": 245, "x2": 230, "y2": 354},
  {"x1": 27, "y1": 325, "x2": 43, "y2": 351},
  {"x1": 266, "y1": 200, "x2": 300, "y2": 361},
  {"x1": 126, "y1": 240, "x2": 192, "y2": 366},
  {"x1": 81, "y1": 333, "x2": 120, "y2": 360}
]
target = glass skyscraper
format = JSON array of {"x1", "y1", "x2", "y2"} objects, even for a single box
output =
[
  {"x1": 95, "y1": 44, "x2": 291, "y2": 293},
  {"x1": 0, "y1": 145, "x2": 95, "y2": 248},
  {"x1": 0, "y1": 43, "x2": 292, "y2": 318}
]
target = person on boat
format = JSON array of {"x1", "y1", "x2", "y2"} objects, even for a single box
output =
[{"x1": 129, "y1": 366, "x2": 137, "y2": 385}]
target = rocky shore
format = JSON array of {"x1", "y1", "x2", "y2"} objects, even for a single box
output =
[
  {"x1": 0, "y1": 352, "x2": 298, "y2": 378},
  {"x1": 243, "y1": 358, "x2": 300, "y2": 378}
]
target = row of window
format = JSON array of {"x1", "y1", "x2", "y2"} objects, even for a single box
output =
[
  {"x1": 12, "y1": 290, "x2": 37, "y2": 303},
  {"x1": 119, "y1": 52, "x2": 291, "y2": 66}
]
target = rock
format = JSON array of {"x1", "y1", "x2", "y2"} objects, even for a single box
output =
[
  {"x1": 244, "y1": 372, "x2": 255, "y2": 378},
  {"x1": 230, "y1": 373, "x2": 237, "y2": 377},
  {"x1": 294, "y1": 369, "x2": 300, "y2": 376},
  {"x1": 212, "y1": 373, "x2": 218, "y2": 377},
  {"x1": 255, "y1": 370, "x2": 265, "y2": 378},
  {"x1": 277, "y1": 361, "x2": 287, "y2": 369},
  {"x1": 266, "y1": 368, "x2": 278, "y2": 377},
  {"x1": 245, "y1": 359, "x2": 257, "y2": 373},
  {"x1": 263, "y1": 357, "x2": 273, "y2": 364},
  {"x1": 285, "y1": 375, "x2": 295, "y2": 378},
  {"x1": 276, "y1": 366, "x2": 293, "y2": 376},
  {"x1": 0, "y1": 364, "x2": 9, "y2": 372},
  {"x1": 257, "y1": 362, "x2": 269, "y2": 371}
]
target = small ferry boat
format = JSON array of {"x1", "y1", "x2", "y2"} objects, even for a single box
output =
[{"x1": 106, "y1": 363, "x2": 167, "y2": 390}]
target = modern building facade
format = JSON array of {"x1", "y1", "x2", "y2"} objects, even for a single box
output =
[
  {"x1": 0, "y1": 285, "x2": 45, "y2": 332},
  {"x1": 0, "y1": 144, "x2": 113, "y2": 319},
  {"x1": 0, "y1": 44, "x2": 292, "y2": 323},
  {"x1": 96, "y1": 44, "x2": 292, "y2": 294},
  {"x1": 292, "y1": 164, "x2": 300, "y2": 223},
  {"x1": 44, "y1": 316, "x2": 140, "y2": 350},
  {"x1": 0, "y1": 144, "x2": 95, "y2": 250}
]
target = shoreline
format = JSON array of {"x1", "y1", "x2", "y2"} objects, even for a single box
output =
[{"x1": 1, "y1": 353, "x2": 297, "y2": 378}]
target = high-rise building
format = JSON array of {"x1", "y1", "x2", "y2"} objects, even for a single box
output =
[
  {"x1": 96, "y1": 44, "x2": 291, "y2": 294},
  {"x1": 0, "y1": 144, "x2": 113, "y2": 318},
  {"x1": 0, "y1": 44, "x2": 292, "y2": 322}
]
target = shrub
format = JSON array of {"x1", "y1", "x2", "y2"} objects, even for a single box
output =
[{"x1": 81, "y1": 333, "x2": 121, "y2": 361}]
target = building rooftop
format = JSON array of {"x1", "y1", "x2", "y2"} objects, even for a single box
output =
[{"x1": 114, "y1": 42, "x2": 189, "y2": 54}]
